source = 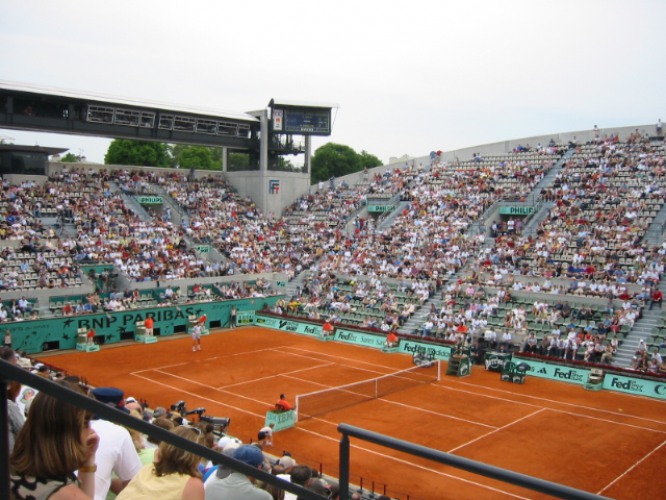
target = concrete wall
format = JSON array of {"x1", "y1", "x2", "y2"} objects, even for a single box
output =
[
  {"x1": 225, "y1": 169, "x2": 311, "y2": 218},
  {"x1": 433, "y1": 123, "x2": 660, "y2": 163}
]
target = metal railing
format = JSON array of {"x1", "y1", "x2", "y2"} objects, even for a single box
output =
[
  {"x1": 2, "y1": 358, "x2": 614, "y2": 500},
  {"x1": 338, "y1": 423, "x2": 610, "y2": 500},
  {"x1": 0, "y1": 360, "x2": 326, "y2": 500}
]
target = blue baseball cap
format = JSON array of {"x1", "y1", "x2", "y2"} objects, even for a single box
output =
[
  {"x1": 91, "y1": 387, "x2": 124, "y2": 406},
  {"x1": 233, "y1": 445, "x2": 265, "y2": 468}
]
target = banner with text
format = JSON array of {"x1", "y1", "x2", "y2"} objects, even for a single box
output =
[
  {"x1": 398, "y1": 340, "x2": 454, "y2": 361},
  {"x1": 603, "y1": 373, "x2": 666, "y2": 400},
  {"x1": 252, "y1": 316, "x2": 666, "y2": 401},
  {"x1": 334, "y1": 328, "x2": 386, "y2": 349},
  {"x1": 254, "y1": 315, "x2": 322, "y2": 337},
  {"x1": 508, "y1": 357, "x2": 590, "y2": 385}
]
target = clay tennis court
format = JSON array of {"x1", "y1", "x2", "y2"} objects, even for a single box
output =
[{"x1": 40, "y1": 326, "x2": 666, "y2": 499}]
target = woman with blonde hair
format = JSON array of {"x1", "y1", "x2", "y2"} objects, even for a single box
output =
[
  {"x1": 10, "y1": 380, "x2": 99, "y2": 499},
  {"x1": 116, "y1": 425, "x2": 204, "y2": 500}
]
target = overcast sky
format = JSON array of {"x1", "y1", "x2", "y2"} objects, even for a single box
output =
[{"x1": 1, "y1": 0, "x2": 664, "y2": 164}]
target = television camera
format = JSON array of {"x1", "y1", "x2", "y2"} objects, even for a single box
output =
[
  {"x1": 170, "y1": 400, "x2": 186, "y2": 414},
  {"x1": 170, "y1": 401, "x2": 230, "y2": 431},
  {"x1": 170, "y1": 400, "x2": 206, "y2": 418},
  {"x1": 200, "y1": 415, "x2": 231, "y2": 436}
]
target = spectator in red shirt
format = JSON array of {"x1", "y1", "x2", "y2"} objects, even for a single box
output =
[
  {"x1": 62, "y1": 302, "x2": 74, "y2": 317},
  {"x1": 322, "y1": 320, "x2": 335, "y2": 337},
  {"x1": 650, "y1": 288, "x2": 663, "y2": 310},
  {"x1": 386, "y1": 332, "x2": 399, "y2": 348},
  {"x1": 144, "y1": 316, "x2": 154, "y2": 336},
  {"x1": 275, "y1": 394, "x2": 293, "y2": 412}
]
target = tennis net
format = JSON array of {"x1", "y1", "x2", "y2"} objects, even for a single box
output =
[{"x1": 295, "y1": 360, "x2": 440, "y2": 421}]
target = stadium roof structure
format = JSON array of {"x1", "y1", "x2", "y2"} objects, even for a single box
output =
[
  {"x1": 269, "y1": 98, "x2": 339, "y2": 110},
  {"x1": 0, "y1": 143, "x2": 68, "y2": 156},
  {"x1": 0, "y1": 80, "x2": 259, "y2": 123}
]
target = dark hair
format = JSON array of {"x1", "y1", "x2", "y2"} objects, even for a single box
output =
[
  {"x1": 290, "y1": 465, "x2": 313, "y2": 486},
  {"x1": 11, "y1": 380, "x2": 91, "y2": 477},
  {"x1": 297, "y1": 478, "x2": 332, "y2": 500},
  {"x1": 0, "y1": 346, "x2": 16, "y2": 362}
]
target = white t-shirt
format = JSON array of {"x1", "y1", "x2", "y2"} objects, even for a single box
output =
[
  {"x1": 277, "y1": 473, "x2": 297, "y2": 500},
  {"x1": 90, "y1": 419, "x2": 142, "y2": 500}
]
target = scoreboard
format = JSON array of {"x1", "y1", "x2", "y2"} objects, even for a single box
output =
[{"x1": 271, "y1": 104, "x2": 332, "y2": 136}]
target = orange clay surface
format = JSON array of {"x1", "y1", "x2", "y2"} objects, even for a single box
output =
[{"x1": 42, "y1": 326, "x2": 666, "y2": 500}]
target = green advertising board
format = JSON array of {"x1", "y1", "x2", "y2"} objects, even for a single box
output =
[
  {"x1": 498, "y1": 206, "x2": 534, "y2": 216},
  {"x1": 265, "y1": 410, "x2": 297, "y2": 431},
  {"x1": 484, "y1": 351, "x2": 512, "y2": 372},
  {"x1": 136, "y1": 196, "x2": 164, "y2": 205},
  {"x1": 236, "y1": 311, "x2": 255, "y2": 325},
  {"x1": 254, "y1": 315, "x2": 322, "y2": 337},
  {"x1": 398, "y1": 340, "x2": 453, "y2": 361},
  {"x1": 195, "y1": 245, "x2": 210, "y2": 253},
  {"x1": 253, "y1": 314, "x2": 666, "y2": 401},
  {"x1": 603, "y1": 373, "x2": 666, "y2": 401},
  {"x1": 7, "y1": 297, "x2": 282, "y2": 354},
  {"x1": 334, "y1": 328, "x2": 386, "y2": 349},
  {"x1": 511, "y1": 357, "x2": 589, "y2": 385},
  {"x1": 367, "y1": 204, "x2": 396, "y2": 214}
]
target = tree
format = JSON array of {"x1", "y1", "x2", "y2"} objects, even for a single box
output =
[
  {"x1": 358, "y1": 150, "x2": 382, "y2": 170},
  {"x1": 169, "y1": 144, "x2": 222, "y2": 170},
  {"x1": 228, "y1": 151, "x2": 255, "y2": 171},
  {"x1": 60, "y1": 152, "x2": 82, "y2": 163},
  {"x1": 269, "y1": 156, "x2": 301, "y2": 172},
  {"x1": 310, "y1": 143, "x2": 382, "y2": 183},
  {"x1": 104, "y1": 139, "x2": 169, "y2": 167}
]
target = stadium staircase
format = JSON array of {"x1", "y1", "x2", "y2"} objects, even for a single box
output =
[
  {"x1": 612, "y1": 203, "x2": 666, "y2": 368},
  {"x1": 118, "y1": 190, "x2": 153, "y2": 222},
  {"x1": 376, "y1": 200, "x2": 411, "y2": 230},
  {"x1": 396, "y1": 151, "x2": 572, "y2": 336},
  {"x1": 280, "y1": 145, "x2": 666, "y2": 370},
  {"x1": 151, "y1": 185, "x2": 190, "y2": 229},
  {"x1": 283, "y1": 270, "x2": 308, "y2": 300},
  {"x1": 613, "y1": 296, "x2": 664, "y2": 368}
]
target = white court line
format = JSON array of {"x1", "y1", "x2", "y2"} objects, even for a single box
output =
[
  {"x1": 132, "y1": 345, "x2": 662, "y2": 498},
  {"x1": 132, "y1": 361, "x2": 191, "y2": 373},
  {"x1": 439, "y1": 382, "x2": 666, "y2": 434},
  {"x1": 597, "y1": 438, "x2": 666, "y2": 495},
  {"x1": 297, "y1": 418, "x2": 531, "y2": 500},
  {"x1": 448, "y1": 408, "x2": 546, "y2": 453},
  {"x1": 385, "y1": 399, "x2": 498, "y2": 430},
  {"x1": 283, "y1": 367, "x2": 499, "y2": 430},
  {"x1": 282, "y1": 373, "x2": 336, "y2": 389},
  {"x1": 222, "y1": 362, "x2": 337, "y2": 390},
  {"x1": 131, "y1": 362, "x2": 527, "y2": 497},
  {"x1": 455, "y1": 379, "x2": 666, "y2": 427},
  {"x1": 277, "y1": 345, "x2": 403, "y2": 373},
  {"x1": 148, "y1": 368, "x2": 273, "y2": 408},
  {"x1": 130, "y1": 345, "x2": 293, "y2": 376},
  {"x1": 130, "y1": 372, "x2": 266, "y2": 419},
  {"x1": 276, "y1": 352, "x2": 387, "y2": 378},
  {"x1": 432, "y1": 383, "x2": 541, "y2": 409}
]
